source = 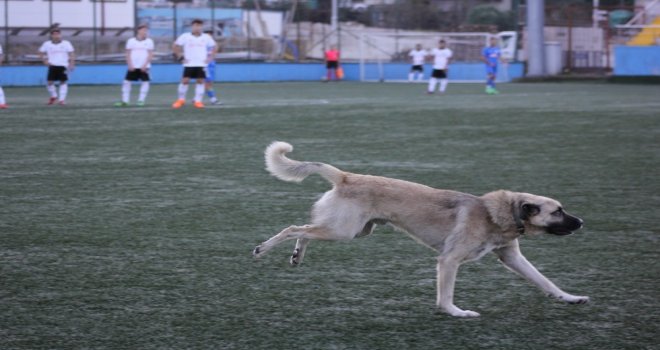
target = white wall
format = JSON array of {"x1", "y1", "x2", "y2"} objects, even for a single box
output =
[{"x1": 0, "y1": 0, "x2": 135, "y2": 28}]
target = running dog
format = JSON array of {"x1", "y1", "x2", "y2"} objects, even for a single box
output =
[{"x1": 253, "y1": 141, "x2": 589, "y2": 317}]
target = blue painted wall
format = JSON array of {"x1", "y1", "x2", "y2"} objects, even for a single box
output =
[
  {"x1": 0, "y1": 62, "x2": 524, "y2": 87},
  {"x1": 614, "y1": 46, "x2": 660, "y2": 76}
]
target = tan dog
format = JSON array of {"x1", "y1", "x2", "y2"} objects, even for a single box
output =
[{"x1": 254, "y1": 141, "x2": 589, "y2": 317}]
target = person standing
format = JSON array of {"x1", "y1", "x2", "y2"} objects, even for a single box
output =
[
  {"x1": 171, "y1": 19, "x2": 217, "y2": 109},
  {"x1": 203, "y1": 30, "x2": 220, "y2": 105},
  {"x1": 427, "y1": 40, "x2": 452, "y2": 95},
  {"x1": 408, "y1": 44, "x2": 427, "y2": 82},
  {"x1": 38, "y1": 29, "x2": 75, "y2": 105},
  {"x1": 115, "y1": 25, "x2": 154, "y2": 107},
  {"x1": 482, "y1": 36, "x2": 502, "y2": 94},
  {"x1": 324, "y1": 45, "x2": 340, "y2": 82},
  {"x1": 0, "y1": 44, "x2": 7, "y2": 109}
]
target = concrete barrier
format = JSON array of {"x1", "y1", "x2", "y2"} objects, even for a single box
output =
[{"x1": 0, "y1": 62, "x2": 525, "y2": 86}]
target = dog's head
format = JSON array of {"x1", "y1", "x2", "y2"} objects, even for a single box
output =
[
  {"x1": 513, "y1": 193, "x2": 584, "y2": 236},
  {"x1": 483, "y1": 190, "x2": 583, "y2": 236}
]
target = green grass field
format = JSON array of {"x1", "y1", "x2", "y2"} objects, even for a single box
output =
[{"x1": 1, "y1": 82, "x2": 659, "y2": 349}]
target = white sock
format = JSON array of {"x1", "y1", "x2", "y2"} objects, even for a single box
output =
[
  {"x1": 417, "y1": 73, "x2": 424, "y2": 81},
  {"x1": 0, "y1": 86, "x2": 5, "y2": 104},
  {"x1": 440, "y1": 79, "x2": 448, "y2": 92},
  {"x1": 428, "y1": 78, "x2": 438, "y2": 92},
  {"x1": 194, "y1": 83, "x2": 204, "y2": 102},
  {"x1": 47, "y1": 85, "x2": 57, "y2": 98},
  {"x1": 408, "y1": 73, "x2": 414, "y2": 82},
  {"x1": 178, "y1": 83, "x2": 189, "y2": 100},
  {"x1": 138, "y1": 82, "x2": 150, "y2": 102},
  {"x1": 121, "y1": 81, "x2": 131, "y2": 103},
  {"x1": 58, "y1": 84, "x2": 68, "y2": 101}
]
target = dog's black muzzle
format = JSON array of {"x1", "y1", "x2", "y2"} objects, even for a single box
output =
[{"x1": 546, "y1": 213, "x2": 584, "y2": 236}]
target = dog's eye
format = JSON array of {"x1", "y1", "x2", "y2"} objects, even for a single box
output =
[{"x1": 552, "y1": 208, "x2": 563, "y2": 216}]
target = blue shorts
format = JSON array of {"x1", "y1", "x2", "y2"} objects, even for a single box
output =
[
  {"x1": 205, "y1": 63, "x2": 216, "y2": 82},
  {"x1": 486, "y1": 64, "x2": 498, "y2": 76}
]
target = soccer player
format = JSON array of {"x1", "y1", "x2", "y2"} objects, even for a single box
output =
[
  {"x1": 0, "y1": 44, "x2": 7, "y2": 109},
  {"x1": 482, "y1": 36, "x2": 501, "y2": 94},
  {"x1": 38, "y1": 29, "x2": 75, "y2": 105},
  {"x1": 115, "y1": 25, "x2": 154, "y2": 107},
  {"x1": 203, "y1": 30, "x2": 220, "y2": 105},
  {"x1": 171, "y1": 19, "x2": 217, "y2": 109},
  {"x1": 324, "y1": 45, "x2": 340, "y2": 81},
  {"x1": 427, "y1": 39, "x2": 452, "y2": 94},
  {"x1": 408, "y1": 44, "x2": 427, "y2": 82}
]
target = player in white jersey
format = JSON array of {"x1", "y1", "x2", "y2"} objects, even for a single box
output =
[
  {"x1": 171, "y1": 19, "x2": 217, "y2": 109},
  {"x1": 0, "y1": 44, "x2": 7, "y2": 108},
  {"x1": 427, "y1": 39, "x2": 452, "y2": 95},
  {"x1": 38, "y1": 29, "x2": 75, "y2": 105},
  {"x1": 115, "y1": 25, "x2": 154, "y2": 107},
  {"x1": 408, "y1": 44, "x2": 427, "y2": 82}
]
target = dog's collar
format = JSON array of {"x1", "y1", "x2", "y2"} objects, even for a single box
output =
[{"x1": 511, "y1": 202, "x2": 526, "y2": 235}]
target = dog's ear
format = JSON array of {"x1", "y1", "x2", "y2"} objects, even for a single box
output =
[{"x1": 520, "y1": 203, "x2": 540, "y2": 220}]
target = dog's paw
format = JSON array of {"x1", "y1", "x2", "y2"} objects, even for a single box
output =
[
  {"x1": 566, "y1": 295, "x2": 589, "y2": 304},
  {"x1": 289, "y1": 248, "x2": 300, "y2": 266},
  {"x1": 561, "y1": 295, "x2": 590, "y2": 304},
  {"x1": 451, "y1": 310, "x2": 481, "y2": 318},
  {"x1": 252, "y1": 245, "x2": 262, "y2": 258},
  {"x1": 438, "y1": 306, "x2": 481, "y2": 318}
]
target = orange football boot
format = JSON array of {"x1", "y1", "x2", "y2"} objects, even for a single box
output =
[{"x1": 172, "y1": 99, "x2": 185, "y2": 109}]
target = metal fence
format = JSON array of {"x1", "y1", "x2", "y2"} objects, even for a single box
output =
[{"x1": 0, "y1": 0, "x2": 650, "y2": 70}]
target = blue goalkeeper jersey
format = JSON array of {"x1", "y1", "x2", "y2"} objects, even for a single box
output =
[{"x1": 482, "y1": 46, "x2": 501, "y2": 66}]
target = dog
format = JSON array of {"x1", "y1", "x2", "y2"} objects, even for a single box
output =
[{"x1": 253, "y1": 141, "x2": 589, "y2": 317}]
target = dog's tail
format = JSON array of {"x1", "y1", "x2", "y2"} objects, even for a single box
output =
[{"x1": 265, "y1": 141, "x2": 345, "y2": 185}]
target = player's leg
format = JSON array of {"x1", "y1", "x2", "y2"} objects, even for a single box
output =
[
  {"x1": 122, "y1": 80, "x2": 132, "y2": 104},
  {"x1": 56, "y1": 67, "x2": 69, "y2": 105},
  {"x1": 490, "y1": 66, "x2": 499, "y2": 93},
  {"x1": 137, "y1": 70, "x2": 150, "y2": 106},
  {"x1": 46, "y1": 66, "x2": 58, "y2": 105},
  {"x1": 0, "y1": 85, "x2": 7, "y2": 108},
  {"x1": 58, "y1": 81, "x2": 68, "y2": 105},
  {"x1": 173, "y1": 69, "x2": 190, "y2": 108},
  {"x1": 484, "y1": 65, "x2": 489, "y2": 93},
  {"x1": 428, "y1": 70, "x2": 439, "y2": 94},
  {"x1": 205, "y1": 81, "x2": 219, "y2": 104},
  {"x1": 409, "y1": 67, "x2": 415, "y2": 82},
  {"x1": 46, "y1": 81, "x2": 57, "y2": 104},
  {"x1": 439, "y1": 70, "x2": 449, "y2": 93},
  {"x1": 116, "y1": 71, "x2": 133, "y2": 107},
  {"x1": 193, "y1": 71, "x2": 206, "y2": 108},
  {"x1": 485, "y1": 65, "x2": 498, "y2": 94},
  {"x1": 204, "y1": 66, "x2": 219, "y2": 104},
  {"x1": 417, "y1": 67, "x2": 424, "y2": 81},
  {"x1": 178, "y1": 77, "x2": 190, "y2": 98}
]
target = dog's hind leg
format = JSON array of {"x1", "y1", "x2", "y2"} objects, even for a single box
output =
[
  {"x1": 290, "y1": 238, "x2": 309, "y2": 266},
  {"x1": 253, "y1": 225, "x2": 332, "y2": 259}
]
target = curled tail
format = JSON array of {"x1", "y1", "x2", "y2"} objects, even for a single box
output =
[{"x1": 265, "y1": 141, "x2": 345, "y2": 185}]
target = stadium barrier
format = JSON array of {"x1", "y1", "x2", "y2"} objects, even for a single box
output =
[
  {"x1": 0, "y1": 62, "x2": 524, "y2": 87},
  {"x1": 613, "y1": 46, "x2": 660, "y2": 76}
]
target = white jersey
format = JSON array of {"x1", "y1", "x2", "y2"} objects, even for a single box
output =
[
  {"x1": 175, "y1": 33, "x2": 216, "y2": 67},
  {"x1": 126, "y1": 37, "x2": 154, "y2": 69},
  {"x1": 430, "y1": 47, "x2": 452, "y2": 70},
  {"x1": 39, "y1": 40, "x2": 74, "y2": 67},
  {"x1": 409, "y1": 49, "x2": 427, "y2": 66}
]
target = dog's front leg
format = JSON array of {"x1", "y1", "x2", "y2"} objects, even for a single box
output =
[
  {"x1": 290, "y1": 238, "x2": 309, "y2": 266},
  {"x1": 495, "y1": 240, "x2": 589, "y2": 304},
  {"x1": 436, "y1": 256, "x2": 480, "y2": 317}
]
